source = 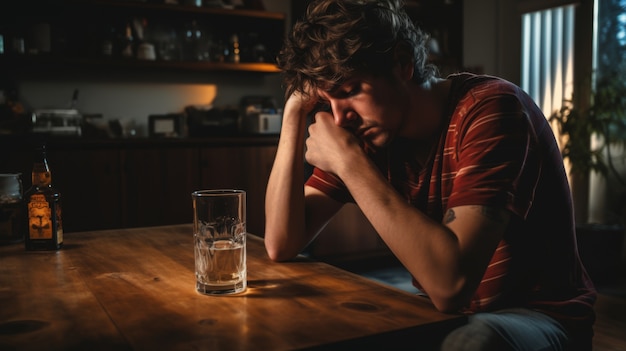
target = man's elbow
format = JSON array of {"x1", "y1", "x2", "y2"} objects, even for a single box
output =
[
  {"x1": 264, "y1": 239, "x2": 297, "y2": 262},
  {"x1": 431, "y1": 297, "x2": 466, "y2": 314},
  {"x1": 429, "y1": 287, "x2": 475, "y2": 314},
  {"x1": 266, "y1": 246, "x2": 289, "y2": 262}
]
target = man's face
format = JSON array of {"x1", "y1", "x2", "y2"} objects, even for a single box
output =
[{"x1": 316, "y1": 72, "x2": 410, "y2": 150}]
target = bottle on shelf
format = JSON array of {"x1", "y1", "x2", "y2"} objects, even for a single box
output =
[
  {"x1": 23, "y1": 145, "x2": 63, "y2": 251},
  {"x1": 120, "y1": 21, "x2": 135, "y2": 59},
  {"x1": 182, "y1": 20, "x2": 209, "y2": 61},
  {"x1": 229, "y1": 33, "x2": 240, "y2": 63}
]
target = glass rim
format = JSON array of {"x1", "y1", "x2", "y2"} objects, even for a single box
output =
[{"x1": 191, "y1": 189, "x2": 246, "y2": 197}]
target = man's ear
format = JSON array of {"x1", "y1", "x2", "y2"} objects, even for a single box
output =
[{"x1": 393, "y1": 43, "x2": 415, "y2": 81}]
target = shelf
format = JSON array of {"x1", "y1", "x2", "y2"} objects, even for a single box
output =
[
  {"x1": 1, "y1": 0, "x2": 286, "y2": 74},
  {"x1": 9, "y1": 0, "x2": 286, "y2": 20},
  {"x1": 1, "y1": 55, "x2": 280, "y2": 73},
  {"x1": 79, "y1": 0, "x2": 286, "y2": 21}
]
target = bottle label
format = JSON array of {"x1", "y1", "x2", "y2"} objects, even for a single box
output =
[{"x1": 27, "y1": 194, "x2": 53, "y2": 239}]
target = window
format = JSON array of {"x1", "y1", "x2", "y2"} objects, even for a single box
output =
[
  {"x1": 595, "y1": 0, "x2": 626, "y2": 85},
  {"x1": 521, "y1": 4, "x2": 576, "y2": 145},
  {"x1": 521, "y1": 0, "x2": 626, "y2": 223}
]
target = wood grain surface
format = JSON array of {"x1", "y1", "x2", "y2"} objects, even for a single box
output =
[{"x1": 0, "y1": 225, "x2": 465, "y2": 350}]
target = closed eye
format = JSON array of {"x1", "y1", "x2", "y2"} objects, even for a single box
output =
[{"x1": 338, "y1": 84, "x2": 361, "y2": 98}]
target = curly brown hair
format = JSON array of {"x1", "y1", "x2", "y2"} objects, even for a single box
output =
[{"x1": 277, "y1": 0, "x2": 438, "y2": 99}]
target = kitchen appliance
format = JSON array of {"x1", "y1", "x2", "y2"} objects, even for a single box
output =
[
  {"x1": 240, "y1": 96, "x2": 281, "y2": 134},
  {"x1": 31, "y1": 109, "x2": 82, "y2": 136},
  {"x1": 243, "y1": 112, "x2": 281, "y2": 134},
  {"x1": 148, "y1": 113, "x2": 185, "y2": 138},
  {"x1": 186, "y1": 105, "x2": 239, "y2": 137}
]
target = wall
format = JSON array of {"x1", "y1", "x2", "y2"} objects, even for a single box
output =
[
  {"x1": 14, "y1": 0, "x2": 289, "y2": 137},
  {"x1": 463, "y1": 0, "x2": 521, "y2": 84},
  {"x1": 19, "y1": 74, "x2": 283, "y2": 136}
]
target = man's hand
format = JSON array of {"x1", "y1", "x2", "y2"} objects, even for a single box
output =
[
  {"x1": 305, "y1": 112, "x2": 364, "y2": 176},
  {"x1": 283, "y1": 88, "x2": 319, "y2": 121}
]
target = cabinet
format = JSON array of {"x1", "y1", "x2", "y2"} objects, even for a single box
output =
[
  {"x1": 120, "y1": 144, "x2": 200, "y2": 229},
  {"x1": 50, "y1": 146, "x2": 124, "y2": 231},
  {"x1": 1, "y1": 141, "x2": 125, "y2": 233},
  {"x1": 199, "y1": 144, "x2": 277, "y2": 236},
  {"x1": 0, "y1": 136, "x2": 277, "y2": 236},
  {"x1": 0, "y1": 0, "x2": 285, "y2": 74}
]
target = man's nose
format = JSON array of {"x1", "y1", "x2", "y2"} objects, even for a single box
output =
[{"x1": 330, "y1": 102, "x2": 357, "y2": 128}]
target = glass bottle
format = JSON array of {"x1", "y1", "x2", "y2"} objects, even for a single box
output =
[
  {"x1": 24, "y1": 145, "x2": 63, "y2": 251},
  {"x1": 120, "y1": 21, "x2": 134, "y2": 58},
  {"x1": 228, "y1": 34, "x2": 240, "y2": 63}
]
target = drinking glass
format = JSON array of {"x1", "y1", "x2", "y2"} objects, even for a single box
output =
[{"x1": 192, "y1": 189, "x2": 246, "y2": 295}]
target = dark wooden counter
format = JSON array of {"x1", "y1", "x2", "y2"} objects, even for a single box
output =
[
  {"x1": 0, "y1": 134, "x2": 280, "y2": 148},
  {"x1": 0, "y1": 225, "x2": 465, "y2": 350},
  {"x1": 0, "y1": 136, "x2": 278, "y2": 235}
]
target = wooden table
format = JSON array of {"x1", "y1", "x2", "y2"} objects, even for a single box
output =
[{"x1": 0, "y1": 225, "x2": 465, "y2": 350}]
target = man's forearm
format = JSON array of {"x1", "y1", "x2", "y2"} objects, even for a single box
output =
[{"x1": 264, "y1": 104, "x2": 309, "y2": 261}]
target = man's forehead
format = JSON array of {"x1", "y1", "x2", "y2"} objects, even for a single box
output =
[
  {"x1": 315, "y1": 80, "x2": 342, "y2": 94},
  {"x1": 315, "y1": 75, "x2": 365, "y2": 95},
  {"x1": 315, "y1": 86, "x2": 344, "y2": 101}
]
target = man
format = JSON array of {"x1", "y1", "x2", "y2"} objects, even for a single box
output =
[{"x1": 264, "y1": 0, "x2": 596, "y2": 349}]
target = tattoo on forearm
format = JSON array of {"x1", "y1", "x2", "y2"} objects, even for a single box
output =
[
  {"x1": 444, "y1": 209, "x2": 456, "y2": 224},
  {"x1": 444, "y1": 206, "x2": 505, "y2": 225}
]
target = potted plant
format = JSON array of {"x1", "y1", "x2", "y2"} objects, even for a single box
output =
[{"x1": 550, "y1": 72, "x2": 626, "y2": 285}]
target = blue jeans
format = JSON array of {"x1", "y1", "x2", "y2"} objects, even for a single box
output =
[{"x1": 441, "y1": 308, "x2": 569, "y2": 351}]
